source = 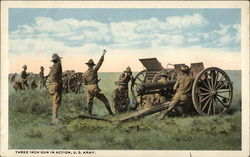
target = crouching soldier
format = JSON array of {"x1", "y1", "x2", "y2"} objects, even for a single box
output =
[
  {"x1": 112, "y1": 82, "x2": 129, "y2": 113},
  {"x1": 83, "y1": 49, "x2": 114, "y2": 116},
  {"x1": 160, "y1": 65, "x2": 194, "y2": 119},
  {"x1": 112, "y1": 67, "x2": 133, "y2": 113},
  {"x1": 48, "y1": 54, "x2": 63, "y2": 124}
]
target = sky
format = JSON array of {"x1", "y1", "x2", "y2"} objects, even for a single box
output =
[{"x1": 9, "y1": 8, "x2": 241, "y2": 73}]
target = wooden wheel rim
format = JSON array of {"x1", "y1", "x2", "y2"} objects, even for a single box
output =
[
  {"x1": 68, "y1": 72, "x2": 84, "y2": 93},
  {"x1": 130, "y1": 70, "x2": 147, "y2": 104},
  {"x1": 192, "y1": 67, "x2": 233, "y2": 116}
]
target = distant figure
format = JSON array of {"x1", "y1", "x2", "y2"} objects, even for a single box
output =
[
  {"x1": 48, "y1": 54, "x2": 63, "y2": 124},
  {"x1": 12, "y1": 80, "x2": 23, "y2": 92},
  {"x1": 21, "y1": 65, "x2": 29, "y2": 90},
  {"x1": 83, "y1": 49, "x2": 114, "y2": 116},
  {"x1": 160, "y1": 65, "x2": 194, "y2": 119},
  {"x1": 10, "y1": 73, "x2": 17, "y2": 83},
  {"x1": 39, "y1": 66, "x2": 45, "y2": 90}
]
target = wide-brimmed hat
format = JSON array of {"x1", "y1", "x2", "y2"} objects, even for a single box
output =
[
  {"x1": 124, "y1": 66, "x2": 132, "y2": 73},
  {"x1": 51, "y1": 53, "x2": 62, "y2": 62},
  {"x1": 181, "y1": 65, "x2": 190, "y2": 72},
  {"x1": 85, "y1": 59, "x2": 96, "y2": 66},
  {"x1": 23, "y1": 65, "x2": 27, "y2": 69}
]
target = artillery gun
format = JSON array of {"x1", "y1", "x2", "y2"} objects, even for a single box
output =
[{"x1": 129, "y1": 58, "x2": 233, "y2": 116}]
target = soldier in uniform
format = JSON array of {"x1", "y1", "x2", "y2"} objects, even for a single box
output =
[
  {"x1": 48, "y1": 54, "x2": 63, "y2": 124},
  {"x1": 160, "y1": 65, "x2": 194, "y2": 119},
  {"x1": 112, "y1": 82, "x2": 129, "y2": 113},
  {"x1": 21, "y1": 65, "x2": 29, "y2": 90},
  {"x1": 83, "y1": 49, "x2": 114, "y2": 116},
  {"x1": 118, "y1": 66, "x2": 133, "y2": 95},
  {"x1": 39, "y1": 66, "x2": 45, "y2": 90},
  {"x1": 112, "y1": 67, "x2": 133, "y2": 113}
]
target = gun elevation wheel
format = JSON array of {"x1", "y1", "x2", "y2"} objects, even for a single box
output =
[{"x1": 192, "y1": 67, "x2": 233, "y2": 116}]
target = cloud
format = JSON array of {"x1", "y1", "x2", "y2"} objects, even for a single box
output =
[
  {"x1": 166, "y1": 13, "x2": 208, "y2": 29},
  {"x1": 9, "y1": 13, "x2": 241, "y2": 73},
  {"x1": 10, "y1": 13, "x2": 210, "y2": 48}
]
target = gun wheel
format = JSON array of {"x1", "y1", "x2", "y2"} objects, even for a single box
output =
[
  {"x1": 192, "y1": 67, "x2": 233, "y2": 116},
  {"x1": 130, "y1": 70, "x2": 147, "y2": 107},
  {"x1": 68, "y1": 72, "x2": 85, "y2": 94}
]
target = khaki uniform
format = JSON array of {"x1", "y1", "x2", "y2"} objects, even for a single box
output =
[
  {"x1": 39, "y1": 70, "x2": 45, "y2": 90},
  {"x1": 83, "y1": 55, "x2": 113, "y2": 115},
  {"x1": 112, "y1": 87, "x2": 129, "y2": 113},
  {"x1": 49, "y1": 61, "x2": 62, "y2": 121},
  {"x1": 112, "y1": 70, "x2": 133, "y2": 113},
  {"x1": 21, "y1": 70, "x2": 29, "y2": 89},
  {"x1": 161, "y1": 74, "x2": 194, "y2": 118}
]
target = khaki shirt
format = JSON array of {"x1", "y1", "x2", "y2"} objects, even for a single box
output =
[
  {"x1": 21, "y1": 70, "x2": 29, "y2": 79},
  {"x1": 83, "y1": 55, "x2": 104, "y2": 85},
  {"x1": 49, "y1": 62, "x2": 62, "y2": 84},
  {"x1": 118, "y1": 72, "x2": 132, "y2": 84},
  {"x1": 174, "y1": 75, "x2": 194, "y2": 94}
]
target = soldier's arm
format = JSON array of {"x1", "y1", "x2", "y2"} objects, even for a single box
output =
[
  {"x1": 173, "y1": 80, "x2": 179, "y2": 91},
  {"x1": 94, "y1": 50, "x2": 106, "y2": 71},
  {"x1": 118, "y1": 73, "x2": 126, "y2": 82}
]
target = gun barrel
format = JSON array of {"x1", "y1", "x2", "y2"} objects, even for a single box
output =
[{"x1": 136, "y1": 80, "x2": 176, "y2": 94}]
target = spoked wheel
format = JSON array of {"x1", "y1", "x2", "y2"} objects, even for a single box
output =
[
  {"x1": 130, "y1": 70, "x2": 147, "y2": 106},
  {"x1": 68, "y1": 72, "x2": 84, "y2": 94},
  {"x1": 192, "y1": 67, "x2": 233, "y2": 116},
  {"x1": 44, "y1": 76, "x2": 51, "y2": 91}
]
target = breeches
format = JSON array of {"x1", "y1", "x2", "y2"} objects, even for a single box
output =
[
  {"x1": 49, "y1": 83, "x2": 62, "y2": 108},
  {"x1": 172, "y1": 92, "x2": 191, "y2": 103},
  {"x1": 85, "y1": 85, "x2": 108, "y2": 105}
]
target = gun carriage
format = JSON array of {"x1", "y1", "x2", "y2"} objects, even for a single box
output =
[
  {"x1": 44, "y1": 70, "x2": 85, "y2": 94},
  {"x1": 130, "y1": 58, "x2": 233, "y2": 116}
]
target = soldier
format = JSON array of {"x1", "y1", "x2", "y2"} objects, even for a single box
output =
[
  {"x1": 83, "y1": 49, "x2": 114, "y2": 116},
  {"x1": 160, "y1": 65, "x2": 194, "y2": 120},
  {"x1": 21, "y1": 65, "x2": 29, "y2": 90},
  {"x1": 48, "y1": 54, "x2": 63, "y2": 124},
  {"x1": 39, "y1": 66, "x2": 45, "y2": 90},
  {"x1": 118, "y1": 66, "x2": 133, "y2": 94},
  {"x1": 112, "y1": 82, "x2": 129, "y2": 113},
  {"x1": 112, "y1": 67, "x2": 133, "y2": 113}
]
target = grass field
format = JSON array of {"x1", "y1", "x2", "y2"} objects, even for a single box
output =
[{"x1": 9, "y1": 70, "x2": 241, "y2": 150}]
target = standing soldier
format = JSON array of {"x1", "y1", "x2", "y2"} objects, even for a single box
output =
[
  {"x1": 39, "y1": 66, "x2": 45, "y2": 90},
  {"x1": 83, "y1": 49, "x2": 114, "y2": 116},
  {"x1": 48, "y1": 54, "x2": 63, "y2": 124},
  {"x1": 21, "y1": 65, "x2": 29, "y2": 90},
  {"x1": 160, "y1": 65, "x2": 194, "y2": 119}
]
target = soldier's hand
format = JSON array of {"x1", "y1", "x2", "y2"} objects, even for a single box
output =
[{"x1": 102, "y1": 49, "x2": 106, "y2": 56}]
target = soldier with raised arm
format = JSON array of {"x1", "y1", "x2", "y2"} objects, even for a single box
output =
[
  {"x1": 83, "y1": 49, "x2": 114, "y2": 116},
  {"x1": 48, "y1": 54, "x2": 63, "y2": 124}
]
